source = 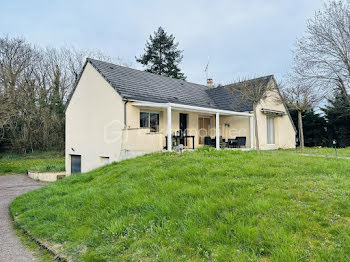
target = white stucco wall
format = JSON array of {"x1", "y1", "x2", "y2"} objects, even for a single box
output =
[
  {"x1": 65, "y1": 63, "x2": 124, "y2": 175},
  {"x1": 255, "y1": 82, "x2": 296, "y2": 150}
]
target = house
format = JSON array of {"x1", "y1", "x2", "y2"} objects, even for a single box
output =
[{"x1": 65, "y1": 58, "x2": 296, "y2": 174}]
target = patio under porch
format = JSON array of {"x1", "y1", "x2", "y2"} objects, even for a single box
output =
[{"x1": 131, "y1": 101, "x2": 254, "y2": 151}]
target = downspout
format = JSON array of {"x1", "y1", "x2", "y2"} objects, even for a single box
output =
[
  {"x1": 124, "y1": 99, "x2": 129, "y2": 128},
  {"x1": 120, "y1": 99, "x2": 129, "y2": 158}
]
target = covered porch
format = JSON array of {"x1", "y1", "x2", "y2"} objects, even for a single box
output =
[{"x1": 132, "y1": 101, "x2": 254, "y2": 151}]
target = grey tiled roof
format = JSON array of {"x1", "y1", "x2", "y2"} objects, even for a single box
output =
[
  {"x1": 87, "y1": 58, "x2": 217, "y2": 109},
  {"x1": 224, "y1": 75, "x2": 273, "y2": 93},
  {"x1": 206, "y1": 87, "x2": 253, "y2": 112},
  {"x1": 87, "y1": 58, "x2": 273, "y2": 112},
  {"x1": 216, "y1": 75, "x2": 274, "y2": 112}
]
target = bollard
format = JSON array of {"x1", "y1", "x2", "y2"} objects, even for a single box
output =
[{"x1": 333, "y1": 140, "x2": 337, "y2": 158}]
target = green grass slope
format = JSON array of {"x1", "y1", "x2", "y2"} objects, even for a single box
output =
[{"x1": 10, "y1": 150, "x2": 350, "y2": 261}]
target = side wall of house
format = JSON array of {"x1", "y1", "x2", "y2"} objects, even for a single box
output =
[
  {"x1": 65, "y1": 63, "x2": 124, "y2": 175},
  {"x1": 255, "y1": 82, "x2": 296, "y2": 149}
]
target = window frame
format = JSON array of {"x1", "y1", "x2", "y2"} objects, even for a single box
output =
[{"x1": 140, "y1": 111, "x2": 160, "y2": 132}]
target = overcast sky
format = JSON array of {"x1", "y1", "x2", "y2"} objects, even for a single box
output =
[{"x1": 1, "y1": 0, "x2": 325, "y2": 85}]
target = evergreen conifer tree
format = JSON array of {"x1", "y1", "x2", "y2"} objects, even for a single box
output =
[
  {"x1": 136, "y1": 27, "x2": 186, "y2": 80},
  {"x1": 322, "y1": 90, "x2": 350, "y2": 147}
]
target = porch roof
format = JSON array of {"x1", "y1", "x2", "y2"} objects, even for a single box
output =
[{"x1": 132, "y1": 101, "x2": 253, "y2": 117}]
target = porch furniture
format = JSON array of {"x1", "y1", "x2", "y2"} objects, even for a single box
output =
[
  {"x1": 165, "y1": 135, "x2": 195, "y2": 150},
  {"x1": 227, "y1": 137, "x2": 246, "y2": 148},
  {"x1": 228, "y1": 139, "x2": 237, "y2": 148},
  {"x1": 236, "y1": 137, "x2": 246, "y2": 148},
  {"x1": 204, "y1": 136, "x2": 212, "y2": 146},
  {"x1": 204, "y1": 136, "x2": 226, "y2": 147}
]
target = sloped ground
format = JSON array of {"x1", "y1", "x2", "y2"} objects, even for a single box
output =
[{"x1": 10, "y1": 150, "x2": 350, "y2": 261}]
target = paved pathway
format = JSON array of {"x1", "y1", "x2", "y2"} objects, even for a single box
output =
[{"x1": 0, "y1": 175, "x2": 45, "y2": 262}]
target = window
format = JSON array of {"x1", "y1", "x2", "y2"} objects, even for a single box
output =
[
  {"x1": 266, "y1": 116, "x2": 275, "y2": 144},
  {"x1": 100, "y1": 156, "x2": 110, "y2": 165},
  {"x1": 71, "y1": 155, "x2": 81, "y2": 174},
  {"x1": 140, "y1": 112, "x2": 149, "y2": 128},
  {"x1": 140, "y1": 111, "x2": 160, "y2": 132}
]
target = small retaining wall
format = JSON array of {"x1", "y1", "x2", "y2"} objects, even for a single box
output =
[{"x1": 27, "y1": 171, "x2": 66, "y2": 182}]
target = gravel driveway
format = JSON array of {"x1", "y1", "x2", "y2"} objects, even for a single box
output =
[{"x1": 0, "y1": 174, "x2": 46, "y2": 262}]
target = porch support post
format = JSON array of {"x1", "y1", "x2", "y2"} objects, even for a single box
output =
[
  {"x1": 167, "y1": 105, "x2": 172, "y2": 151},
  {"x1": 249, "y1": 116, "x2": 254, "y2": 149},
  {"x1": 216, "y1": 112, "x2": 220, "y2": 150}
]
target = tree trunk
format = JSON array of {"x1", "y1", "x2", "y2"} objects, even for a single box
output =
[
  {"x1": 297, "y1": 110, "x2": 304, "y2": 151},
  {"x1": 253, "y1": 103, "x2": 260, "y2": 153}
]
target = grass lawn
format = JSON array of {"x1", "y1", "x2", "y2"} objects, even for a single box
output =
[
  {"x1": 10, "y1": 149, "x2": 350, "y2": 261},
  {"x1": 0, "y1": 151, "x2": 65, "y2": 175}
]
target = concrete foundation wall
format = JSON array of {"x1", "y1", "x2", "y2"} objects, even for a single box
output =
[{"x1": 28, "y1": 171, "x2": 66, "y2": 182}]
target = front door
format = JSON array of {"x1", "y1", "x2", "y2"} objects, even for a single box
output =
[
  {"x1": 198, "y1": 117, "x2": 211, "y2": 144},
  {"x1": 71, "y1": 155, "x2": 81, "y2": 174},
  {"x1": 179, "y1": 113, "x2": 188, "y2": 145}
]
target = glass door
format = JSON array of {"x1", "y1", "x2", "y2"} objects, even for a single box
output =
[{"x1": 198, "y1": 117, "x2": 211, "y2": 144}]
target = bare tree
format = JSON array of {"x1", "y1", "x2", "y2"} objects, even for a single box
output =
[
  {"x1": 63, "y1": 47, "x2": 130, "y2": 80},
  {"x1": 0, "y1": 35, "x2": 129, "y2": 153},
  {"x1": 0, "y1": 36, "x2": 40, "y2": 152},
  {"x1": 227, "y1": 76, "x2": 274, "y2": 153},
  {"x1": 293, "y1": 0, "x2": 350, "y2": 103},
  {"x1": 0, "y1": 95, "x2": 14, "y2": 140},
  {"x1": 279, "y1": 80, "x2": 321, "y2": 151}
]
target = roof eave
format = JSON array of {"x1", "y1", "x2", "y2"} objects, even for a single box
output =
[
  {"x1": 64, "y1": 59, "x2": 90, "y2": 113},
  {"x1": 132, "y1": 100, "x2": 253, "y2": 116}
]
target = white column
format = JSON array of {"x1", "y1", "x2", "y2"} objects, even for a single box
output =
[
  {"x1": 216, "y1": 112, "x2": 220, "y2": 150},
  {"x1": 249, "y1": 116, "x2": 254, "y2": 149},
  {"x1": 167, "y1": 105, "x2": 172, "y2": 151}
]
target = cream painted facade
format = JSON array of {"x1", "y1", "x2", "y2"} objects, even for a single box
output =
[
  {"x1": 66, "y1": 62, "x2": 296, "y2": 174},
  {"x1": 65, "y1": 63, "x2": 124, "y2": 175},
  {"x1": 125, "y1": 103, "x2": 252, "y2": 149},
  {"x1": 254, "y1": 83, "x2": 296, "y2": 150}
]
